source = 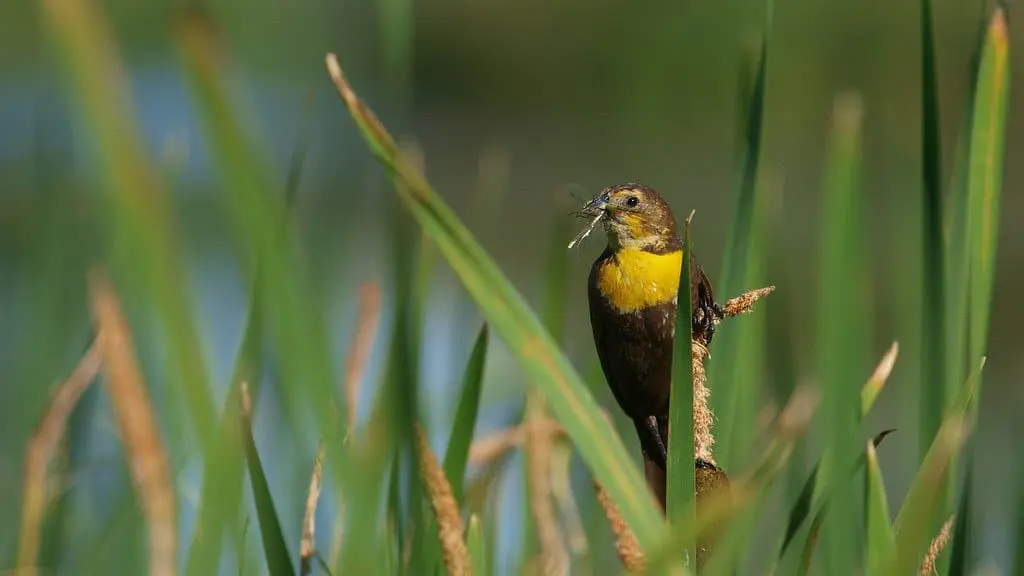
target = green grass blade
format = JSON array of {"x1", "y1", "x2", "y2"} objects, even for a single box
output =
[
  {"x1": 951, "y1": 11, "x2": 1009, "y2": 570},
  {"x1": 777, "y1": 343, "x2": 897, "y2": 561},
  {"x1": 240, "y1": 389, "x2": 297, "y2": 576},
  {"x1": 325, "y1": 56, "x2": 665, "y2": 550},
  {"x1": 667, "y1": 214, "x2": 697, "y2": 564},
  {"x1": 919, "y1": 0, "x2": 947, "y2": 466},
  {"x1": 782, "y1": 427, "x2": 896, "y2": 570},
  {"x1": 863, "y1": 441, "x2": 895, "y2": 572},
  {"x1": 817, "y1": 93, "x2": 867, "y2": 574},
  {"x1": 652, "y1": 389, "x2": 815, "y2": 576},
  {"x1": 888, "y1": 361, "x2": 984, "y2": 575},
  {"x1": 422, "y1": 323, "x2": 487, "y2": 575},
  {"x1": 186, "y1": 90, "x2": 312, "y2": 576},
  {"x1": 945, "y1": 3, "x2": 989, "y2": 431},
  {"x1": 467, "y1": 514, "x2": 488, "y2": 576},
  {"x1": 717, "y1": 177, "x2": 767, "y2": 473},
  {"x1": 965, "y1": 5, "x2": 1010, "y2": 374},
  {"x1": 387, "y1": 208, "x2": 427, "y2": 571},
  {"x1": 338, "y1": 389, "x2": 401, "y2": 573},
  {"x1": 41, "y1": 0, "x2": 216, "y2": 456},
  {"x1": 443, "y1": 324, "x2": 490, "y2": 503},
  {"x1": 388, "y1": 453, "x2": 404, "y2": 570},
  {"x1": 176, "y1": 12, "x2": 340, "y2": 458},
  {"x1": 947, "y1": 462, "x2": 973, "y2": 576},
  {"x1": 708, "y1": 25, "x2": 768, "y2": 472}
]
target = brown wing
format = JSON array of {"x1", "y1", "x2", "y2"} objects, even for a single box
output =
[{"x1": 688, "y1": 251, "x2": 719, "y2": 345}]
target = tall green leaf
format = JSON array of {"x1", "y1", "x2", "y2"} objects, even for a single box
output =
[
  {"x1": 240, "y1": 389, "x2": 297, "y2": 576},
  {"x1": 186, "y1": 88, "x2": 313, "y2": 576},
  {"x1": 40, "y1": 0, "x2": 217, "y2": 458},
  {"x1": 708, "y1": 25, "x2": 768, "y2": 472},
  {"x1": 949, "y1": 9, "x2": 1010, "y2": 570},
  {"x1": 325, "y1": 55, "x2": 666, "y2": 550},
  {"x1": 817, "y1": 93, "x2": 867, "y2": 574},
  {"x1": 667, "y1": 214, "x2": 697, "y2": 564},
  {"x1": 918, "y1": 0, "x2": 946, "y2": 468},
  {"x1": 653, "y1": 388, "x2": 815, "y2": 576},
  {"x1": 467, "y1": 514, "x2": 488, "y2": 576},
  {"x1": 965, "y1": 5, "x2": 1009, "y2": 375},
  {"x1": 716, "y1": 178, "x2": 767, "y2": 473},
  {"x1": 443, "y1": 324, "x2": 490, "y2": 503},
  {"x1": 889, "y1": 361, "x2": 984, "y2": 575},
  {"x1": 772, "y1": 342, "x2": 897, "y2": 569},
  {"x1": 863, "y1": 441, "x2": 895, "y2": 572},
  {"x1": 944, "y1": 2, "x2": 989, "y2": 439},
  {"x1": 175, "y1": 23, "x2": 348, "y2": 560}
]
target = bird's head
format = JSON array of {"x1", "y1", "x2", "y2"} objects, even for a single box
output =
[{"x1": 571, "y1": 183, "x2": 680, "y2": 252}]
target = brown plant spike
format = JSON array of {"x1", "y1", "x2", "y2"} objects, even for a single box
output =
[
  {"x1": 345, "y1": 281, "x2": 382, "y2": 436},
  {"x1": 691, "y1": 340, "x2": 715, "y2": 465},
  {"x1": 415, "y1": 425, "x2": 471, "y2": 576},
  {"x1": 17, "y1": 341, "x2": 103, "y2": 575},
  {"x1": 594, "y1": 481, "x2": 646, "y2": 572},
  {"x1": 721, "y1": 286, "x2": 775, "y2": 318},
  {"x1": 919, "y1": 515, "x2": 955, "y2": 576},
  {"x1": 300, "y1": 442, "x2": 326, "y2": 576},
  {"x1": 89, "y1": 269, "x2": 177, "y2": 576},
  {"x1": 525, "y1": 404, "x2": 569, "y2": 575}
]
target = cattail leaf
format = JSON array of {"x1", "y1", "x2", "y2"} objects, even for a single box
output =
[
  {"x1": 325, "y1": 54, "x2": 665, "y2": 551},
  {"x1": 864, "y1": 441, "x2": 896, "y2": 572}
]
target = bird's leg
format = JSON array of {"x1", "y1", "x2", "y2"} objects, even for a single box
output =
[{"x1": 638, "y1": 415, "x2": 669, "y2": 469}]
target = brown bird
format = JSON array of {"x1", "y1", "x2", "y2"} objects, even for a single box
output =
[{"x1": 570, "y1": 182, "x2": 721, "y2": 508}]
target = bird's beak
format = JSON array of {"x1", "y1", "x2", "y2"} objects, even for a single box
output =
[
  {"x1": 568, "y1": 191, "x2": 611, "y2": 249},
  {"x1": 580, "y1": 191, "x2": 611, "y2": 217}
]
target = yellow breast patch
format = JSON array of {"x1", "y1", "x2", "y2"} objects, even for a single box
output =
[{"x1": 596, "y1": 248, "x2": 682, "y2": 312}]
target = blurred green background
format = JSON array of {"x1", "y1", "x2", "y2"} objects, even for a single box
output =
[{"x1": 1, "y1": 0, "x2": 1021, "y2": 573}]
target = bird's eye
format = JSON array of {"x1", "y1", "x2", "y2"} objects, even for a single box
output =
[{"x1": 626, "y1": 196, "x2": 639, "y2": 207}]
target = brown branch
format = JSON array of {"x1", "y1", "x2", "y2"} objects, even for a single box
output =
[
  {"x1": 17, "y1": 341, "x2": 103, "y2": 574},
  {"x1": 467, "y1": 420, "x2": 566, "y2": 466},
  {"x1": 88, "y1": 269, "x2": 176, "y2": 576}
]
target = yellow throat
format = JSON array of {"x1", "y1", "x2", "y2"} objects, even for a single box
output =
[{"x1": 596, "y1": 248, "x2": 683, "y2": 313}]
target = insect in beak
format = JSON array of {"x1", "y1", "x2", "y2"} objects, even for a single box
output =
[{"x1": 567, "y1": 191, "x2": 610, "y2": 249}]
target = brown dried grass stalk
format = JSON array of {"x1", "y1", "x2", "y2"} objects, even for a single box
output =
[
  {"x1": 415, "y1": 425, "x2": 471, "y2": 575},
  {"x1": 549, "y1": 442, "x2": 588, "y2": 558},
  {"x1": 345, "y1": 282, "x2": 382, "y2": 436},
  {"x1": 326, "y1": 280, "x2": 383, "y2": 566},
  {"x1": 919, "y1": 515, "x2": 955, "y2": 576},
  {"x1": 300, "y1": 442, "x2": 326, "y2": 576},
  {"x1": 594, "y1": 481, "x2": 645, "y2": 572},
  {"x1": 17, "y1": 341, "x2": 103, "y2": 574},
  {"x1": 88, "y1": 270, "x2": 177, "y2": 576},
  {"x1": 525, "y1": 396, "x2": 568, "y2": 575},
  {"x1": 468, "y1": 419, "x2": 565, "y2": 466}
]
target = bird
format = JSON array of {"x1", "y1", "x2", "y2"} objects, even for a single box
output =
[{"x1": 570, "y1": 182, "x2": 722, "y2": 509}]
